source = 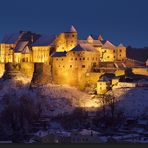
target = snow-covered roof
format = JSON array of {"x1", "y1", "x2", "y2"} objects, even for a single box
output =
[
  {"x1": 118, "y1": 43, "x2": 125, "y2": 47},
  {"x1": 71, "y1": 43, "x2": 97, "y2": 52},
  {"x1": 52, "y1": 51, "x2": 67, "y2": 57},
  {"x1": 1, "y1": 32, "x2": 20, "y2": 44},
  {"x1": 87, "y1": 35, "x2": 94, "y2": 41},
  {"x1": 22, "y1": 46, "x2": 31, "y2": 54},
  {"x1": 102, "y1": 40, "x2": 116, "y2": 49},
  {"x1": 69, "y1": 25, "x2": 77, "y2": 33},
  {"x1": 14, "y1": 41, "x2": 29, "y2": 52},
  {"x1": 32, "y1": 34, "x2": 56, "y2": 46}
]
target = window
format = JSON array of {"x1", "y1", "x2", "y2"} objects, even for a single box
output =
[
  {"x1": 107, "y1": 56, "x2": 110, "y2": 58},
  {"x1": 82, "y1": 65, "x2": 85, "y2": 68},
  {"x1": 71, "y1": 58, "x2": 73, "y2": 60},
  {"x1": 72, "y1": 35, "x2": 75, "y2": 37},
  {"x1": 92, "y1": 57, "x2": 94, "y2": 60},
  {"x1": 83, "y1": 57, "x2": 85, "y2": 60},
  {"x1": 62, "y1": 58, "x2": 63, "y2": 61},
  {"x1": 120, "y1": 49, "x2": 122, "y2": 52},
  {"x1": 80, "y1": 58, "x2": 81, "y2": 60},
  {"x1": 75, "y1": 58, "x2": 77, "y2": 60},
  {"x1": 59, "y1": 65, "x2": 60, "y2": 67},
  {"x1": 70, "y1": 65, "x2": 72, "y2": 68},
  {"x1": 63, "y1": 66, "x2": 65, "y2": 68}
]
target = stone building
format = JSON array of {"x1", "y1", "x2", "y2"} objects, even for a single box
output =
[
  {"x1": 52, "y1": 43, "x2": 100, "y2": 89},
  {"x1": 1, "y1": 26, "x2": 147, "y2": 91},
  {"x1": 54, "y1": 26, "x2": 77, "y2": 52}
]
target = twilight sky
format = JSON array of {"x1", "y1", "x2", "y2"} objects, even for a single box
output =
[{"x1": 0, "y1": 0, "x2": 148, "y2": 47}]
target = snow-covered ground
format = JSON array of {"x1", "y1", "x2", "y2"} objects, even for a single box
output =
[
  {"x1": 0, "y1": 75, "x2": 148, "y2": 118},
  {"x1": 114, "y1": 87, "x2": 148, "y2": 118}
]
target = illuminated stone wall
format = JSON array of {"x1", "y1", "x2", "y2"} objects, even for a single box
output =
[
  {"x1": 116, "y1": 46, "x2": 126, "y2": 61},
  {"x1": 132, "y1": 68, "x2": 148, "y2": 76},
  {"x1": 20, "y1": 62, "x2": 34, "y2": 78},
  {"x1": 52, "y1": 50, "x2": 100, "y2": 89},
  {"x1": 85, "y1": 72, "x2": 104, "y2": 87},
  {"x1": 97, "y1": 81, "x2": 111, "y2": 95},
  {"x1": 54, "y1": 32, "x2": 77, "y2": 52},
  {"x1": 95, "y1": 46, "x2": 126, "y2": 62},
  {"x1": 32, "y1": 46, "x2": 51, "y2": 63},
  {"x1": 96, "y1": 47, "x2": 115, "y2": 62},
  {"x1": 0, "y1": 43, "x2": 15, "y2": 63},
  {"x1": 115, "y1": 69, "x2": 125, "y2": 76},
  {"x1": 31, "y1": 63, "x2": 52, "y2": 87},
  {"x1": 0, "y1": 63, "x2": 5, "y2": 78}
]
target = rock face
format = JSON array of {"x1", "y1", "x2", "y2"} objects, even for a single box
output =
[{"x1": 30, "y1": 63, "x2": 52, "y2": 88}]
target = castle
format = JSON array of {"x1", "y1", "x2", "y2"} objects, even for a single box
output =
[{"x1": 0, "y1": 26, "x2": 147, "y2": 93}]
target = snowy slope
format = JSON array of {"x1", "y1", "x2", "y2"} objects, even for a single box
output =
[{"x1": 0, "y1": 76, "x2": 148, "y2": 118}]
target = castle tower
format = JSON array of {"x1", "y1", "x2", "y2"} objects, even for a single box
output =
[
  {"x1": 64, "y1": 25, "x2": 78, "y2": 51},
  {"x1": 116, "y1": 43, "x2": 126, "y2": 61}
]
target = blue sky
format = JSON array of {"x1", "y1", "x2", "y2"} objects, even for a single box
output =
[{"x1": 0, "y1": 0, "x2": 148, "y2": 47}]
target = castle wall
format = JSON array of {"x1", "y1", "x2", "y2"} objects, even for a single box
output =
[
  {"x1": 96, "y1": 48, "x2": 115, "y2": 62},
  {"x1": 52, "y1": 51, "x2": 100, "y2": 90},
  {"x1": 20, "y1": 62, "x2": 34, "y2": 78},
  {"x1": 85, "y1": 72, "x2": 103, "y2": 87},
  {"x1": 132, "y1": 68, "x2": 148, "y2": 76},
  {"x1": 55, "y1": 32, "x2": 77, "y2": 52},
  {"x1": 32, "y1": 46, "x2": 50, "y2": 63},
  {"x1": 116, "y1": 47, "x2": 126, "y2": 61},
  {"x1": 115, "y1": 69, "x2": 125, "y2": 76},
  {"x1": 0, "y1": 63, "x2": 5, "y2": 78},
  {"x1": 31, "y1": 63, "x2": 52, "y2": 87},
  {"x1": 97, "y1": 81, "x2": 111, "y2": 95}
]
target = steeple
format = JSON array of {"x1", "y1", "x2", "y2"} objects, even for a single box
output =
[{"x1": 70, "y1": 25, "x2": 77, "y2": 33}]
